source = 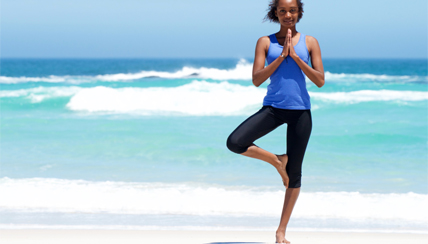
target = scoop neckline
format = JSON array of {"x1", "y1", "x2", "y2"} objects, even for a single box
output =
[{"x1": 273, "y1": 33, "x2": 302, "y2": 48}]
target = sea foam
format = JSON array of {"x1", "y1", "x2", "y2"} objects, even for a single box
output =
[
  {"x1": 0, "y1": 59, "x2": 253, "y2": 84},
  {"x1": 0, "y1": 86, "x2": 82, "y2": 103},
  {"x1": 2, "y1": 81, "x2": 427, "y2": 115},
  {"x1": 324, "y1": 72, "x2": 427, "y2": 83},
  {"x1": 65, "y1": 82, "x2": 428, "y2": 115},
  {"x1": 95, "y1": 59, "x2": 253, "y2": 81},
  {"x1": 65, "y1": 81, "x2": 266, "y2": 116},
  {"x1": 0, "y1": 177, "x2": 426, "y2": 223},
  {"x1": 310, "y1": 89, "x2": 428, "y2": 103},
  {"x1": 0, "y1": 59, "x2": 426, "y2": 84}
]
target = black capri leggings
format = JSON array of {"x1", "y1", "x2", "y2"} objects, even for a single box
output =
[{"x1": 226, "y1": 105, "x2": 312, "y2": 188}]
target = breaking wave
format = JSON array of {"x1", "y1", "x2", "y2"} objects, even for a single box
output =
[
  {"x1": 1, "y1": 59, "x2": 425, "y2": 84},
  {"x1": 1, "y1": 177, "x2": 426, "y2": 223},
  {"x1": 2, "y1": 81, "x2": 427, "y2": 115}
]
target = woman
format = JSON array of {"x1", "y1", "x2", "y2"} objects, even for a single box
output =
[{"x1": 226, "y1": 0, "x2": 324, "y2": 243}]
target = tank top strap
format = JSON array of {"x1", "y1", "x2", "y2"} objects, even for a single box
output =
[
  {"x1": 296, "y1": 33, "x2": 309, "y2": 62},
  {"x1": 299, "y1": 33, "x2": 306, "y2": 44},
  {"x1": 269, "y1": 34, "x2": 278, "y2": 44}
]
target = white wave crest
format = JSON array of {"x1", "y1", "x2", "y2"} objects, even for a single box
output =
[
  {"x1": 66, "y1": 82, "x2": 428, "y2": 115},
  {"x1": 0, "y1": 75, "x2": 68, "y2": 84},
  {"x1": 0, "y1": 59, "x2": 253, "y2": 84},
  {"x1": 0, "y1": 177, "x2": 426, "y2": 223},
  {"x1": 66, "y1": 81, "x2": 265, "y2": 116},
  {"x1": 95, "y1": 59, "x2": 252, "y2": 81},
  {"x1": 2, "y1": 59, "x2": 425, "y2": 84},
  {"x1": 312, "y1": 90, "x2": 428, "y2": 103},
  {"x1": 2, "y1": 82, "x2": 427, "y2": 113},
  {"x1": 0, "y1": 86, "x2": 82, "y2": 103},
  {"x1": 324, "y1": 72, "x2": 427, "y2": 83}
]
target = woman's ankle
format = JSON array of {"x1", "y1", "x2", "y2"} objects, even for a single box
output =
[{"x1": 276, "y1": 227, "x2": 286, "y2": 234}]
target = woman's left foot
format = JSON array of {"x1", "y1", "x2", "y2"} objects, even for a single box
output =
[{"x1": 276, "y1": 154, "x2": 289, "y2": 188}]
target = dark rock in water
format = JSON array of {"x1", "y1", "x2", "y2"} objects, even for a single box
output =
[{"x1": 188, "y1": 73, "x2": 199, "y2": 77}]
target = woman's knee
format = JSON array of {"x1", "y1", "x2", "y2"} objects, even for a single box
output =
[
  {"x1": 287, "y1": 161, "x2": 303, "y2": 188},
  {"x1": 288, "y1": 174, "x2": 302, "y2": 188},
  {"x1": 226, "y1": 134, "x2": 248, "y2": 154}
]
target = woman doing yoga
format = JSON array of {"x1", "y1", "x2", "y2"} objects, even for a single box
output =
[{"x1": 226, "y1": 0, "x2": 325, "y2": 243}]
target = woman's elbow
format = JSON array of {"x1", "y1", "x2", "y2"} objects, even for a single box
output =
[
  {"x1": 252, "y1": 77, "x2": 261, "y2": 87},
  {"x1": 316, "y1": 73, "x2": 325, "y2": 88}
]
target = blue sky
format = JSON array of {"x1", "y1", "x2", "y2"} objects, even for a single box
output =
[{"x1": 1, "y1": 0, "x2": 427, "y2": 59}]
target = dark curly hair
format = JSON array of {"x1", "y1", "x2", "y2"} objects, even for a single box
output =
[{"x1": 264, "y1": 0, "x2": 304, "y2": 23}]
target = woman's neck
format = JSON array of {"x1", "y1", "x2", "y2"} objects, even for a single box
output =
[{"x1": 277, "y1": 26, "x2": 298, "y2": 37}]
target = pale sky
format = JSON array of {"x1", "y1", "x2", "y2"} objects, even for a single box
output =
[{"x1": 1, "y1": 0, "x2": 427, "y2": 58}]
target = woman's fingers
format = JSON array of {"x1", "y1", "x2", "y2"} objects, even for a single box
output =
[
  {"x1": 281, "y1": 29, "x2": 293, "y2": 58},
  {"x1": 284, "y1": 31, "x2": 291, "y2": 56},
  {"x1": 282, "y1": 41, "x2": 289, "y2": 57},
  {"x1": 288, "y1": 29, "x2": 296, "y2": 57}
]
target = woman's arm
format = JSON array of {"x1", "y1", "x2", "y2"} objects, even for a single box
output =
[
  {"x1": 252, "y1": 36, "x2": 287, "y2": 87},
  {"x1": 290, "y1": 34, "x2": 325, "y2": 88}
]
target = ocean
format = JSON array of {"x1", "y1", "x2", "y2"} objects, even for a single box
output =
[{"x1": 0, "y1": 58, "x2": 427, "y2": 233}]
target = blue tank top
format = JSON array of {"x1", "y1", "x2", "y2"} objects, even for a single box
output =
[{"x1": 263, "y1": 33, "x2": 311, "y2": 110}]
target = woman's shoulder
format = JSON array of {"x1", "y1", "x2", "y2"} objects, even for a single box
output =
[
  {"x1": 256, "y1": 35, "x2": 271, "y2": 48},
  {"x1": 304, "y1": 35, "x2": 319, "y2": 43},
  {"x1": 304, "y1": 35, "x2": 321, "y2": 52},
  {"x1": 257, "y1": 35, "x2": 271, "y2": 43},
  {"x1": 254, "y1": 36, "x2": 272, "y2": 53}
]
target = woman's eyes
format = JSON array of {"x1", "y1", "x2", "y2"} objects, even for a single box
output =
[{"x1": 279, "y1": 9, "x2": 298, "y2": 14}]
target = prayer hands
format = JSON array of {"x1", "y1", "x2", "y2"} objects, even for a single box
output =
[
  {"x1": 281, "y1": 32, "x2": 290, "y2": 58},
  {"x1": 288, "y1": 29, "x2": 297, "y2": 59},
  {"x1": 281, "y1": 29, "x2": 298, "y2": 60}
]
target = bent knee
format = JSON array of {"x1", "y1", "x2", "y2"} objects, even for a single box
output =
[{"x1": 226, "y1": 135, "x2": 248, "y2": 154}]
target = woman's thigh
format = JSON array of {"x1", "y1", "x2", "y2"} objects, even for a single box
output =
[{"x1": 226, "y1": 106, "x2": 284, "y2": 154}]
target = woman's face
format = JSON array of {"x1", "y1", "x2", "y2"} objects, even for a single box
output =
[{"x1": 275, "y1": 0, "x2": 300, "y2": 27}]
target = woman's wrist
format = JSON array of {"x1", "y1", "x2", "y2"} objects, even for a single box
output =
[{"x1": 290, "y1": 53, "x2": 299, "y2": 60}]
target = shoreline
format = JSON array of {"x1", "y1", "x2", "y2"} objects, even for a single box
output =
[
  {"x1": 0, "y1": 225, "x2": 427, "y2": 234},
  {"x1": 1, "y1": 229, "x2": 427, "y2": 244}
]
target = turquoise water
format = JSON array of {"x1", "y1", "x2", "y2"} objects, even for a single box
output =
[{"x1": 0, "y1": 58, "x2": 427, "y2": 232}]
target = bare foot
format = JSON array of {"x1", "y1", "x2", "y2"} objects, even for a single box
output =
[
  {"x1": 275, "y1": 231, "x2": 291, "y2": 243},
  {"x1": 276, "y1": 154, "x2": 289, "y2": 188}
]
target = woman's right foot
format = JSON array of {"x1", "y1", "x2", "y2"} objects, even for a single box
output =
[
  {"x1": 276, "y1": 154, "x2": 289, "y2": 188},
  {"x1": 275, "y1": 231, "x2": 290, "y2": 243}
]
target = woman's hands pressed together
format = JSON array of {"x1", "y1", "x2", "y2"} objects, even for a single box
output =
[
  {"x1": 280, "y1": 30, "x2": 290, "y2": 58},
  {"x1": 287, "y1": 29, "x2": 298, "y2": 60},
  {"x1": 281, "y1": 29, "x2": 298, "y2": 60},
  {"x1": 252, "y1": 28, "x2": 324, "y2": 88},
  {"x1": 279, "y1": 29, "x2": 325, "y2": 87}
]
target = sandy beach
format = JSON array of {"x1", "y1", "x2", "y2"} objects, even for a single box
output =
[{"x1": 0, "y1": 230, "x2": 427, "y2": 244}]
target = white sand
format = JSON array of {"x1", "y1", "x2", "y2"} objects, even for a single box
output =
[{"x1": 0, "y1": 230, "x2": 427, "y2": 244}]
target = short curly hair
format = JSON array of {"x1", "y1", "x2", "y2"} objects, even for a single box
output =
[{"x1": 264, "y1": 0, "x2": 304, "y2": 23}]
